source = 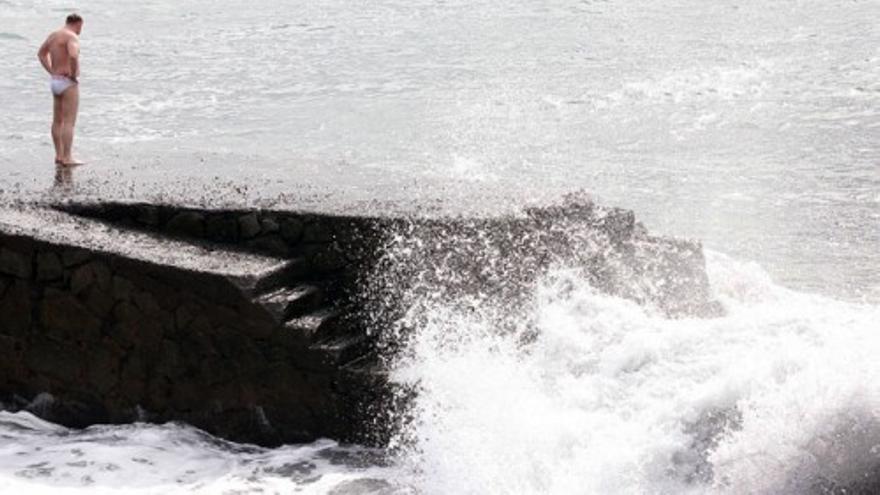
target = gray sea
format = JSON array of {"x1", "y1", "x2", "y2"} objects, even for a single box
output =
[{"x1": 0, "y1": 0, "x2": 878, "y2": 493}]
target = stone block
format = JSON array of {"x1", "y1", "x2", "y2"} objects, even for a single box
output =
[
  {"x1": 0, "y1": 280, "x2": 32, "y2": 336},
  {"x1": 260, "y1": 217, "x2": 280, "y2": 235},
  {"x1": 135, "y1": 206, "x2": 160, "y2": 226},
  {"x1": 62, "y1": 249, "x2": 91, "y2": 268},
  {"x1": 206, "y1": 215, "x2": 239, "y2": 242},
  {"x1": 36, "y1": 252, "x2": 63, "y2": 281},
  {"x1": 41, "y1": 290, "x2": 103, "y2": 341},
  {"x1": 0, "y1": 334, "x2": 19, "y2": 366},
  {"x1": 71, "y1": 261, "x2": 112, "y2": 295},
  {"x1": 199, "y1": 357, "x2": 238, "y2": 386},
  {"x1": 0, "y1": 247, "x2": 32, "y2": 279},
  {"x1": 280, "y1": 218, "x2": 304, "y2": 243},
  {"x1": 303, "y1": 222, "x2": 333, "y2": 243},
  {"x1": 239, "y1": 213, "x2": 261, "y2": 239},
  {"x1": 82, "y1": 286, "x2": 116, "y2": 318},
  {"x1": 111, "y1": 302, "x2": 142, "y2": 345},
  {"x1": 155, "y1": 340, "x2": 184, "y2": 379},
  {"x1": 132, "y1": 290, "x2": 162, "y2": 317},
  {"x1": 25, "y1": 340, "x2": 82, "y2": 381},
  {"x1": 166, "y1": 211, "x2": 206, "y2": 238},
  {"x1": 87, "y1": 344, "x2": 121, "y2": 395},
  {"x1": 174, "y1": 303, "x2": 198, "y2": 331},
  {"x1": 112, "y1": 275, "x2": 135, "y2": 302},
  {"x1": 170, "y1": 380, "x2": 200, "y2": 411},
  {"x1": 119, "y1": 377, "x2": 146, "y2": 404}
]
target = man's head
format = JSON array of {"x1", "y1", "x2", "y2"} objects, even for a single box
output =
[{"x1": 65, "y1": 13, "x2": 83, "y2": 34}]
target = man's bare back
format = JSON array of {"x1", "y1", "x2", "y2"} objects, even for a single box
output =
[{"x1": 37, "y1": 13, "x2": 84, "y2": 166}]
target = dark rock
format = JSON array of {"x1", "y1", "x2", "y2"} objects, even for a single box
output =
[
  {"x1": 0, "y1": 334, "x2": 19, "y2": 366},
  {"x1": 174, "y1": 303, "x2": 198, "y2": 331},
  {"x1": 200, "y1": 357, "x2": 238, "y2": 386},
  {"x1": 70, "y1": 261, "x2": 111, "y2": 295},
  {"x1": 166, "y1": 211, "x2": 206, "y2": 238},
  {"x1": 155, "y1": 340, "x2": 184, "y2": 379},
  {"x1": 239, "y1": 213, "x2": 261, "y2": 239},
  {"x1": 62, "y1": 249, "x2": 92, "y2": 268},
  {"x1": 0, "y1": 280, "x2": 32, "y2": 336},
  {"x1": 135, "y1": 206, "x2": 160, "y2": 226},
  {"x1": 112, "y1": 275, "x2": 135, "y2": 302},
  {"x1": 303, "y1": 222, "x2": 333, "y2": 243},
  {"x1": 25, "y1": 340, "x2": 82, "y2": 380},
  {"x1": 82, "y1": 286, "x2": 116, "y2": 318},
  {"x1": 36, "y1": 252, "x2": 64, "y2": 281},
  {"x1": 0, "y1": 247, "x2": 32, "y2": 279},
  {"x1": 112, "y1": 302, "x2": 142, "y2": 343},
  {"x1": 280, "y1": 217, "x2": 304, "y2": 243},
  {"x1": 87, "y1": 344, "x2": 121, "y2": 394},
  {"x1": 70, "y1": 263, "x2": 94, "y2": 294},
  {"x1": 206, "y1": 215, "x2": 239, "y2": 242},
  {"x1": 41, "y1": 290, "x2": 103, "y2": 341},
  {"x1": 169, "y1": 380, "x2": 201, "y2": 411},
  {"x1": 260, "y1": 217, "x2": 280, "y2": 235},
  {"x1": 132, "y1": 290, "x2": 162, "y2": 317},
  {"x1": 119, "y1": 354, "x2": 146, "y2": 401}
]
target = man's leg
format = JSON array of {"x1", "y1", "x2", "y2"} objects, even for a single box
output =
[
  {"x1": 52, "y1": 95, "x2": 63, "y2": 163},
  {"x1": 60, "y1": 84, "x2": 81, "y2": 165}
]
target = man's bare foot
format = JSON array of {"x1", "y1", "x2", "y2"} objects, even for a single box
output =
[{"x1": 61, "y1": 158, "x2": 85, "y2": 167}]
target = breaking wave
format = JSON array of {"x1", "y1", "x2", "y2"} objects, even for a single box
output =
[{"x1": 389, "y1": 251, "x2": 880, "y2": 494}]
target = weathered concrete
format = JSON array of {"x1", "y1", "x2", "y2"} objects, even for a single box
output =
[{"x1": 0, "y1": 194, "x2": 721, "y2": 446}]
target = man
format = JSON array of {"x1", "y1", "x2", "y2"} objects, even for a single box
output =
[{"x1": 37, "y1": 13, "x2": 84, "y2": 166}]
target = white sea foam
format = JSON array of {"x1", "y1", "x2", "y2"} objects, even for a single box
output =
[{"x1": 389, "y1": 251, "x2": 880, "y2": 494}]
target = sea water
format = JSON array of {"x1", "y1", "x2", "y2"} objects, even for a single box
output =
[{"x1": 0, "y1": 0, "x2": 878, "y2": 493}]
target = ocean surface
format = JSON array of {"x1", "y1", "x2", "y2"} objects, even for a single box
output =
[{"x1": 0, "y1": 0, "x2": 878, "y2": 493}]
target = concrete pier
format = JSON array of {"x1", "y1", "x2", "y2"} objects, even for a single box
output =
[{"x1": 0, "y1": 195, "x2": 720, "y2": 446}]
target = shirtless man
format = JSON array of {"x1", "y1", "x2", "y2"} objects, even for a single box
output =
[{"x1": 37, "y1": 14, "x2": 84, "y2": 166}]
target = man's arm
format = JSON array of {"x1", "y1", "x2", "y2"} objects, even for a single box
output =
[
  {"x1": 67, "y1": 38, "x2": 80, "y2": 82},
  {"x1": 37, "y1": 38, "x2": 52, "y2": 74}
]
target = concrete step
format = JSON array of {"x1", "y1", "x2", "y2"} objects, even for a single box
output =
[
  {"x1": 311, "y1": 334, "x2": 373, "y2": 368},
  {"x1": 256, "y1": 285, "x2": 324, "y2": 321},
  {"x1": 250, "y1": 257, "x2": 310, "y2": 294},
  {"x1": 284, "y1": 307, "x2": 342, "y2": 343}
]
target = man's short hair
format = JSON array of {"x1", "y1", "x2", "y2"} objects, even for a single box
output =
[{"x1": 66, "y1": 13, "x2": 83, "y2": 25}]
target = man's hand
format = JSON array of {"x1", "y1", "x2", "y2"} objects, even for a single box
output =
[{"x1": 37, "y1": 39, "x2": 52, "y2": 75}]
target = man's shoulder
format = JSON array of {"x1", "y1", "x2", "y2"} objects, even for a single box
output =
[{"x1": 51, "y1": 29, "x2": 77, "y2": 41}]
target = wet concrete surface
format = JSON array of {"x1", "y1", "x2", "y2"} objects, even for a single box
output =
[
  {"x1": 0, "y1": 149, "x2": 577, "y2": 219},
  {"x1": 0, "y1": 205, "x2": 286, "y2": 278}
]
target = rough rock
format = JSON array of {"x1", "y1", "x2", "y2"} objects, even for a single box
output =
[
  {"x1": 36, "y1": 252, "x2": 64, "y2": 281},
  {"x1": 206, "y1": 214, "x2": 239, "y2": 242},
  {"x1": 0, "y1": 247, "x2": 32, "y2": 279},
  {"x1": 280, "y1": 217, "x2": 304, "y2": 242},
  {"x1": 166, "y1": 211, "x2": 206, "y2": 238},
  {"x1": 239, "y1": 213, "x2": 261, "y2": 239}
]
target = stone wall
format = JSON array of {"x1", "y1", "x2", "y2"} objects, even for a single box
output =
[
  {"x1": 1, "y1": 196, "x2": 722, "y2": 446},
  {"x1": 0, "y1": 209, "x2": 387, "y2": 446}
]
